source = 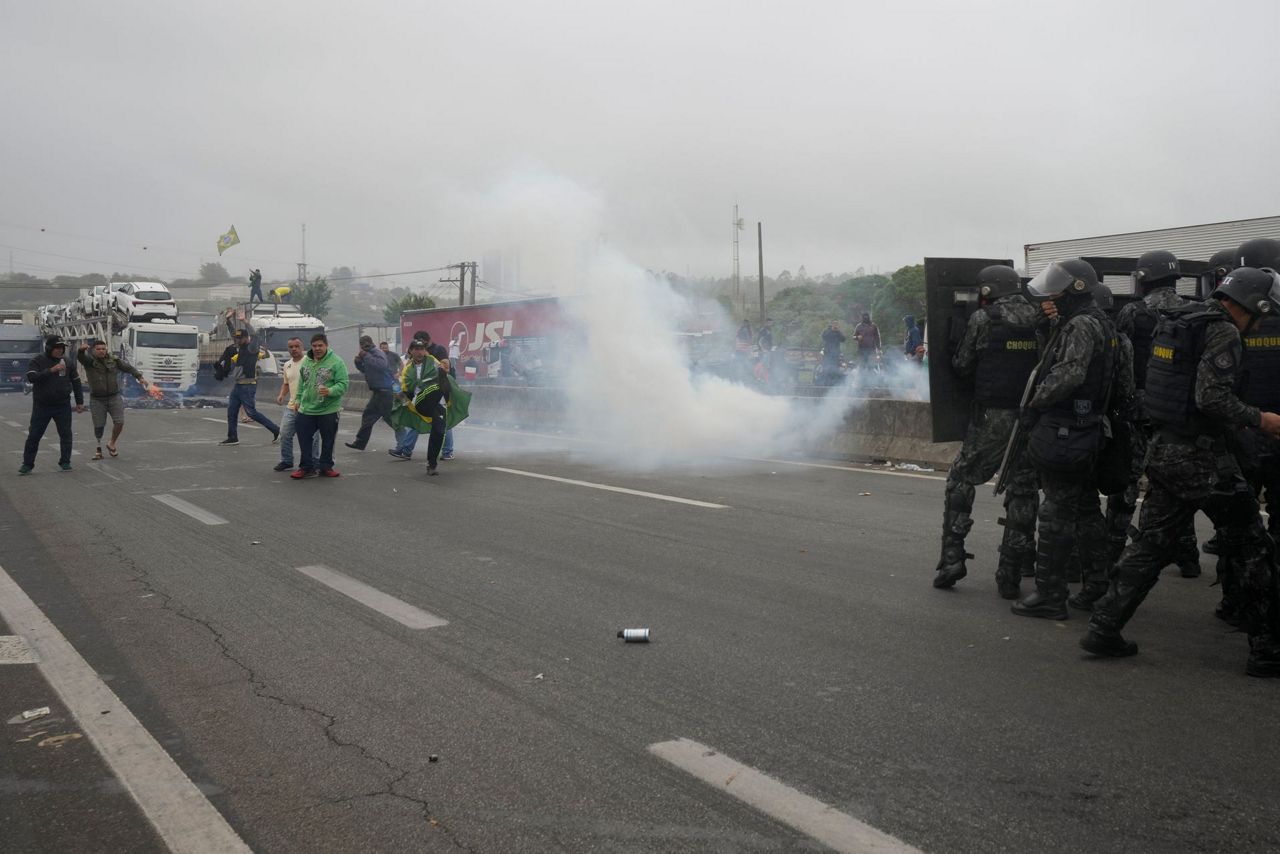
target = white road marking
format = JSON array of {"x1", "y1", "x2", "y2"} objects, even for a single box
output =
[
  {"x1": 3, "y1": 419, "x2": 22, "y2": 428},
  {"x1": 87, "y1": 461, "x2": 132, "y2": 481},
  {"x1": 0, "y1": 562, "x2": 251, "y2": 853},
  {"x1": 152, "y1": 494, "x2": 228, "y2": 526},
  {"x1": 201, "y1": 417, "x2": 262, "y2": 429},
  {"x1": 489, "y1": 467, "x2": 730, "y2": 509},
  {"x1": 466, "y1": 423, "x2": 609, "y2": 445},
  {"x1": 649, "y1": 738, "x2": 922, "y2": 854},
  {"x1": 295, "y1": 565, "x2": 448, "y2": 629},
  {"x1": 750, "y1": 457, "x2": 945, "y2": 482}
]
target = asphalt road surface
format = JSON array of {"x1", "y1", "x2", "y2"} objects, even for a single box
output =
[{"x1": 2, "y1": 391, "x2": 1278, "y2": 854}]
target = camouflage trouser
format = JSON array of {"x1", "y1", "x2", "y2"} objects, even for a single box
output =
[
  {"x1": 1216, "y1": 434, "x2": 1280, "y2": 618},
  {"x1": 1091, "y1": 436, "x2": 1277, "y2": 643},
  {"x1": 1035, "y1": 474, "x2": 1109, "y2": 601},
  {"x1": 941, "y1": 407, "x2": 1039, "y2": 584},
  {"x1": 1102, "y1": 419, "x2": 1200, "y2": 569}
]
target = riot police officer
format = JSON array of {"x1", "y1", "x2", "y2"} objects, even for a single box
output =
[
  {"x1": 1082, "y1": 267, "x2": 1280, "y2": 676},
  {"x1": 1069, "y1": 279, "x2": 1136, "y2": 609},
  {"x1": 1101, "y1": 250, "x2": 1201, "y2": 582},
  {"x1": 1214, "y1": 238, "x2": 1280, "y2": 624},
  {"x1": 1012, "y1": 259, "x2": 1115, "y2": 621},
  {"x1": 932, "y1": 264, "x2": 1041, "y2": 599}
]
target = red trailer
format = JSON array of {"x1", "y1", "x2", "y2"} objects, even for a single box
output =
[{"x1": 399, "y1": 296, "x2": 571, "y2": 381}]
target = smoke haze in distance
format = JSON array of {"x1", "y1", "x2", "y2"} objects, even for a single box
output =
[{"x1": 468, "y1": 172, "x2": 928, "y2": 471}]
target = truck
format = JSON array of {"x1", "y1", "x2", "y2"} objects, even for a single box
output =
[
  {"x1": 204, "y1": 302, "x2": 323, "y2": 372},
  {"x1": 0, "y1": 318, "x2": 43, "y2": 392},
  {"x1": 40, "y1": 315, "x2": 201, "y2": 396},
  {"x1": 398, "y1": 296, "x2": 726, "y2": 384}
]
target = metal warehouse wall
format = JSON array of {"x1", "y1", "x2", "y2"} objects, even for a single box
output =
[{"x1": 1025, "y1": 215, "x2": 1280, "y2": 293}]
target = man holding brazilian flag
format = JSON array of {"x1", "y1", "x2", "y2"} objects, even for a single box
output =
[{"x1": 389, "y1": 337, "x2": 470, "y2": 476}]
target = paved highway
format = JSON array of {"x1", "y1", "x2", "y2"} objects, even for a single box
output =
[{"x1": 2, "y1": 391, "x2": 1278, "y2": 853}]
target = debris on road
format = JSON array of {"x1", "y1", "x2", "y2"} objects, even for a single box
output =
[
  {"x1": 533, "y1": 673, "x2": 544, "y2": 681},
  {"x1": 859, "y1": 492, "x2": 872, "y2": 496},
  {"x1": 20, "y1": 706, "x2": 51, "y2": 722},
  {"x1": 895, "y1": 463, "x2": 935, "y2": 472},
  {"x1": 618, "y1": 628, "x2": 650, "y2": 643},
  {"x1": 429, "y1": 754, "x2": 439, "y2": 763}
]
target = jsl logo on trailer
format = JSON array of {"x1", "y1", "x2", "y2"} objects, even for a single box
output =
[{"x1": 451, "y1": 320, "x2": 514, "y2": 353}]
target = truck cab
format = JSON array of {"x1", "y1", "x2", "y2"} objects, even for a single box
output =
[
  {"x1": 0, "y1": 321, "x2": 43, "y2": 392},
  {"x1": 119, "y1": 321, "x2": 201, "y2": 394}
]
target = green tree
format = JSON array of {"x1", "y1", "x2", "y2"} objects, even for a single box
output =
[
  {"x1": 199, "y1": 262, "x2": 230, "y2": 284},
  {"x1": 872, "y1": 264, "x2": 926, "y2": 337},
  {"x1": 294, "y1": 276, "x2": 333, "y2": 319},
  {"x1": 383, "y1": 293, "x2": 436, "y2": 324}
]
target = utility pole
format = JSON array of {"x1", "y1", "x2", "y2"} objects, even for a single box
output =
[
  {"x1": 468, "y1": 262, "x2": 477, "y2": 305},
  {"x1": 757, "y1": 222, "x2": 765, "y2": 322},
  {"x1": 296, "y1": 223, "x2": 308, "y2": 289},
  {"x1": 732, "y1": 204, "x2": 743, "y2": 300}
]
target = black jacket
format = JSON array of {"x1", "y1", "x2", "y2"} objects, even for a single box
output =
[
  {"x1": 28, "y1": 346, "x2": 84, "y2": 407},
  {"x1": 215, "y1": 342, "x2": 266, "y2": 381}
]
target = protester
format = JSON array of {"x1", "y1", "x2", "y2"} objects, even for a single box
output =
[
  {"x1": 379, "y1": 341, "x2": 402, "y2": 381},
  {"x1": 273, "y1": 337, "x2": 319, "y2": 472},
  {"x1": 389, "y1": 339, "x2": 446, "y2": 474},
  {"x1": 214, "y1": 328, "x2": 279, "y2": 446},
  {"x1": 345, "y1": 335, "x2": 396, "y2": 450},
  {"x1": 292, "y1": 333, "x2": 349, "y2": 479},
  {"x1": 76, "y1": 339, "x2": 149, "y2": 459},
  {"x1": 248, "y1": 269, "x2": 264, "y2": 304},
  {"x1": 903, "y1": 315, "x2": 925, "y2": 361},
  {"x1": 854, "y1": 313, "x2": 880, "y2": 369},
  {"x1": 20, "y1": 335, "x2": 85, "y2": 474}
]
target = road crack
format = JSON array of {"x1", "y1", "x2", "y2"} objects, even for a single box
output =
[{"x1": 88, "y1": 523, "x2": 474, "y2": 851}]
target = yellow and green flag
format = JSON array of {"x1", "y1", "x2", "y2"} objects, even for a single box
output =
[{"x1": 216, "y1": 225, "x2": 240, "y2": 255}]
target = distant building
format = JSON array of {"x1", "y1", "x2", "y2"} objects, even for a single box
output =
[{"x1": 1025, "y1": 214, "x2": 1280, "y2": 293}]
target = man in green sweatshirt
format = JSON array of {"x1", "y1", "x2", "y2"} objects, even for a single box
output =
[{"x1": 292, "y1": 333, "x2": 349, "y2": 479}]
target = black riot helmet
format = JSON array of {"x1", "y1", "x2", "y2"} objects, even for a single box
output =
[
  {"x1": 1207, "y1": 248, "x2": 1237, "y2": 282},
  {"x1": 1027, "y1": 258, "x2": 1096, "y2": 299},
  {"x1": 1236, "y1": 237, "x2": 1280, "y2": 270},
  {"x1": 975, "y1": 264, "x2": 1021, "y2": 302},
  {"x1": 1089, "y1": 280, "x2": 1115, "y2": 313},
  {"x1": 1212, "y1": 266, "x2": 1280, "y2": 320},
  {"x1": 1132, "y1": 250, "x2": 1180, "y2": 292}
]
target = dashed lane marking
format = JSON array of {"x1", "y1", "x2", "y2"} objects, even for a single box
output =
[
  {"x1": 488, "y1": 467, "x2": 730, "y2": 509},
  {"x1": 152, "y1": 494, "x2": 229, "y2": 526},
  {"x1": 295, "y1": 565, "x2": 448, "y2": 629},
  {"x1": 0, "y1": 562, "x2": 251, "y2": 853},
  {"x1": 649, "y1": 738, "x2": 923, "y2": 854}
]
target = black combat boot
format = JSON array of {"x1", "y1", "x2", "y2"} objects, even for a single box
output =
[
  {"x1": 1011, "y1": 591, "x2": 1068, "y2": 621},
  {"x1": 1080, "y1": 629, "x2": 1138, "y2": 657},
  {"x1": 1201, "y1": 533, "x2": 1222, "y2": 556},
  {"x1": 994, "y1": 547, "x2": 1026, "y2": 600},
  {"x1": 1247, "y1": 638, "x2": 1280, "y2": 677},
  {"x1": 1068, "y1": 581, "x2": 1108, "y2": 612},
  {"x1": 932, "y1": 537, "x2": 971, "y2": 589}
]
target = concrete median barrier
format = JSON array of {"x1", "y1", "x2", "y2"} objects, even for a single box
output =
[{"x1": 318, "y1": 379, "x2": 961, "y2": 469}]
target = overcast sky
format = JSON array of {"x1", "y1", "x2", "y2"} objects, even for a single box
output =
[{"x1": 3, "y1": 0, "x2": 1278, "y2": 293}]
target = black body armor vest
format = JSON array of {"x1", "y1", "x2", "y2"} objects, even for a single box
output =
[
  {"x1": 1042, "y1": 310, "x2": 1114, "y2": 422},
  {"x1": 1240, "y1": 314, "x2": 1280, "y2": 413},
  {"x1": 1128, "y1": 302, "x2": 1159, "y2": 391},
  {"x1": 1142, "y1": 305, "x2": 1221, "y2": 433},
  {"x1": 973, "y1": 306, "x2": 1039, "y2": 408}
]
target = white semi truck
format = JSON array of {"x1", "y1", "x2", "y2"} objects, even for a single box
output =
[{"x1": 40, "y1": 315, "x2": 201, "y2": 396}]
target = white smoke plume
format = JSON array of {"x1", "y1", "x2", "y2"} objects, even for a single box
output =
[{"x1": 457, "y1": 172, "x2": 927, "y2": 470}]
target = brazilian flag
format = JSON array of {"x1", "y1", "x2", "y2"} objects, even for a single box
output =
[{"x1": 390, "y1": 374, "x2": 471, "y2": 432}]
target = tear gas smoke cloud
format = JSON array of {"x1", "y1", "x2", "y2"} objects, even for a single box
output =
[{"x1": 465, "y1": 172, "x2": 929, "y2": 470}]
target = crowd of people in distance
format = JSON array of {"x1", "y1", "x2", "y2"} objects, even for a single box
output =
[{"x1": 17, "y1": 327, "x2": 465, "y2": 482}]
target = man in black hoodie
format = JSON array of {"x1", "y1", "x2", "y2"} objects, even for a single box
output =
[
  {"x1": 214, "y1": 328, "x2": 279, "y2": 446},
  {"x1": 20, "y1": 335, "x2": 84, "y2": 474}
]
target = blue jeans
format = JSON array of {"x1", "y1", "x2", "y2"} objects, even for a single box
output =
[
  {"x1": 228, "y1": 383, "x2": 278, "y2": 440},
  {"x1": 442, "y1": 428, "x2": 454, "y2": 456},
  {"x1": 278, "y1": 407, "x2": 320, "y2": 466},
  {"x1": 395, "y1": 427, "x2": 419, "y2": 456}
]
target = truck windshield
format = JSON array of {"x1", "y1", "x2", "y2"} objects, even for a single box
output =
[
  {"x1": 259, "y1": 327, "x2": 324, "y2": 351},
  {"x1": 0, "y1": 339, "x2": 42, "y2": 353},
  {"x1": 135, "y1": 331, "x2": 197, "y2": 349}
]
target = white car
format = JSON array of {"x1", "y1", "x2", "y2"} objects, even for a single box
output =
[
  {"x1": 76, "y1": 284, "x2": 113, "y2": 317},
  {"x1": 109, "y1": 281, "x2": 179, "y2": 322}
]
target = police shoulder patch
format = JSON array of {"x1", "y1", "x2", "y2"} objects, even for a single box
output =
[{"x1": 1213, "y1": 351, "x2": 1236, "y2": 371}]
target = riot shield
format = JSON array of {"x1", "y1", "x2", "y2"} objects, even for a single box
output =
[{"x1": 925, "y1": 257, "x2": 1014, "y2": 443}]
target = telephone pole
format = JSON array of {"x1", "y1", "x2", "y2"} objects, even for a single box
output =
[
  {"x1": 439, "y1": 262, "x2": 478, "y2": 306},
  {"x1": 296, "y1": 223, "x2": 308, "y2": 289},
  {"x1": 732, "y1": 204, "x2": 743, "y2": 300},
  {"x1": 757, "y1": 222, "x2": 765, "y2": 322}
]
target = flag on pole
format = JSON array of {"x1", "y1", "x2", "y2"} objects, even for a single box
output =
[{"x1": 216, "y1": 226, "x2": 240, "y2": 255}]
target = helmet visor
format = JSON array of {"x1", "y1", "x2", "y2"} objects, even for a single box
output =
[{"x1": 1027, "y1": 262, "x2": 1077, "y2": 298}]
